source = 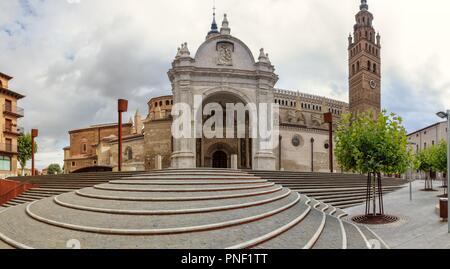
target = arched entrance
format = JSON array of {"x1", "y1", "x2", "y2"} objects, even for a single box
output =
[
  {"x1": 212, "y1": 151, "x2": 228, "y2": 168},
  {"x1": 195, "y1": 91, "x2": 253, "y2": 169}
]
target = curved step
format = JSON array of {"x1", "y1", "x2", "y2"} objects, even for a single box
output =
[
  {"x1": 0, "y1": 196, "x2": 312, "y2": 249},
  {"x1": 93, "y1": 182, "x2": 275, "y2": 192},
  {"x1": 250, "y1": 206, "x2": 326, "y2": 249},
  {"x1": 312, "y1": 215, "x2": 346, "y2": 249},
  {"x1": 26, "y1": 192, "x2": 301, "y2": 234},
  {"x1": 76, "y1": 185, "x2": 283, "y2": 201},
  {"x1": 53, "y1": 189, "x2": 292, "y2": 215}
]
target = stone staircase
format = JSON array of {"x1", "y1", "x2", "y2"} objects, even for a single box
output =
[
  {"x1": 248, "y1": 171, "x2": 408, "y2": 209},
  {"x1": 0, "y1": 169, "x2": 388, "y2": 249},
  {"x1": 1, "y1": 172, "x2": 147, "y2": 208}
]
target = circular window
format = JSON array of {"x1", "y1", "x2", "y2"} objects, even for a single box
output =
[{"x1": 292, "y1": 135, "x2": 303, "y2": 147}]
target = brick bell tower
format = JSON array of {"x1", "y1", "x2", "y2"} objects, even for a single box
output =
[{"x1": 348, "y1": 0, "x2": 381, "y2": 116}]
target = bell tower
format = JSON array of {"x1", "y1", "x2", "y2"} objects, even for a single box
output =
[{"x1": 348, "y1": 0, "x2": 381, "y2": 116}]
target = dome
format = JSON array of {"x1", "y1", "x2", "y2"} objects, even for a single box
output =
[{"x1": 194, "y1": 35, "x2": 256, "y2": 71}]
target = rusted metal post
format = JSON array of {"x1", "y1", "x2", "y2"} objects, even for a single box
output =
[
  {"x1": 31, "y1": 129, "x2": 38, "y2": 176},
  {"x1": 118, "y1": 99, "x2": 128, "y2": 172},
  {"x1": 324, "y1": 112, "x2": 333, "y2": 173}
]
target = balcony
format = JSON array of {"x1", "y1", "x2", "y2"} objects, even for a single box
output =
[
  {"x1": 3, "y1": 105, "x2": 24, "y2": 118},
  {"x1": 0, "y1": 143, "x2": 18, "y2": 154},
  {"x1": 4, "y1": 126, "x2": 24, "y2": 136}
]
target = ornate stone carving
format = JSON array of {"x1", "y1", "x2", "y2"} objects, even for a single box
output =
[
  {"x1": 311, "y1": 113, "x2": 323, "y2": 128},
  {"x1": 217, "y1": 43, "x2": 233, "y2": 66},
  {"x1": 287, "y1": 110, "x2": 306, "y2": 125}
]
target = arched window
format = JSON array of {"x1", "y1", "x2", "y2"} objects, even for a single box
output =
[
  {"x1": 159, "y1": 101, "x2": 163, "y2": 106},
  {"x1": 367, "y1": 61, "x2": 371, "y2": 71},
  {"x1": 352, "y1": 64, "x2": 355, "y2": 75},
  {"x1": 155, "y1": 102, "x2": 158, "y2": 107},
  {"x1": 373, "y1": 63, "x2": 377, "y2": 73},
  {"x1": 166, "y1": 100, "x2": 170, "y2": 106},
  {"x1": 125, "y1": 147, "x2": 133, "y2": 161},
  {"x1": 81, "y1": 138, "x2": 88, "y2": 154},
  {"x1": 357, "y1": 61, "x2": 360, "y2": 71}
]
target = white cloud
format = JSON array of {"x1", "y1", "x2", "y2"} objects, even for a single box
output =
[{"x1": 0, "y1": 0, "x2": 449, "y2": 168}]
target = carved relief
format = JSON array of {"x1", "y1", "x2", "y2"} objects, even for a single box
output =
[
  {"x1": 217, "y1": 43, "x2": 233, "y2": 66},
  {"x1": 311, "y1": 114, "x2": 323, "y2": 128},
  {"x1": 287, "y1": 110, "x2": 306, "y2": 125}
]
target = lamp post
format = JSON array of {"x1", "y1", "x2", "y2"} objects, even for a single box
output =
[
  {"x1": 436, "y1": 110, "x2": 450, "y2": 232},
  {"x1": 31, "y1": 129, "x2": 38, "y2": 176},
  {"x1": 407, "y1": 142, "x2": 417, "y2": 201},
  {"x1": 324, "y1": 112, "x2": 333, "y2": 173},
  {"x1": 118, "y1": 99, "x2": 128, "y2": 172}
]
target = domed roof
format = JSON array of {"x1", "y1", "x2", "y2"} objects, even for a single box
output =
[{"x1": 194, "y1": 15, "x2": 256, "y2": 71}]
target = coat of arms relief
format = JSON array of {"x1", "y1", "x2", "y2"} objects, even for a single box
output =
[{"x1": 217, "y1": 43, "x2": 233, "y2": 66}]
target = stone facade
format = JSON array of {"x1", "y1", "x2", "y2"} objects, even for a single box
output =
[
  {"x1": 63, "y1": 1, "x2": 382, "y2": 173},
  {"x1": 407, "y1": 121, "x2": 449, "y2": 179},
  {"x1": 0, "y1": 72, "x2": 25, "y2": 178},
  {"x1": 63, "y1": 122, "x2": 134, "y2": 173}
]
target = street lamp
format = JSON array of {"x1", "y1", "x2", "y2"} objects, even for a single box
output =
[
  {"x1": 31, "y1": 129, "x2": 38, "y2": 176},
  {"x1": 407, "y1": 142, "x2": 417, "y2": 201},
  {"x1": 118, "y1": 99, "x2": 128, "y2": 172},
  {"x1": 436, "y1": 110, "x2": 450, "y2": 232}
]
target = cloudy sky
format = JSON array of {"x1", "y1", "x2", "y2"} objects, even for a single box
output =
[{"x1": 1, "y1": 0, "x2": 449, "y2": 169}]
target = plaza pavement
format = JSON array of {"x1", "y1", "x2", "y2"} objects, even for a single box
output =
[{"x1": 345, "y1": 180, "x2": 450, "y2": 249}]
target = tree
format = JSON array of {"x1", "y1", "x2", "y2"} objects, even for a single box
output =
[
  {"x1": 17, "y1": 133, "x2": 38, "y2": 175},
  {"x1": 432, "y1": 140, "x2": 448, "y2": 174},
  {"x1": 47, "y1": 164, "x2": 62, "y2": 175},
  {"x1": 335, "y1": 110, "x2": 411, "y2": 217}
]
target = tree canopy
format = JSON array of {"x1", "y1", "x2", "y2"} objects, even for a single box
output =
[
  {"x1": 335, "y1": 110, "x2": 411, "y2": 175},
  {"x1": 17, "y1": 133, "x2": 38, "y2": 173},
  {"x1": 47, "y1": 164, "x2": 63, "y2": 175},
  {"x1": 415, "y1": 140, "x2": 448, "y2": 173}
]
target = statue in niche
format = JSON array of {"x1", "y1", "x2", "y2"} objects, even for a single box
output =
[{"x1": 217, "y1": 43, "x2": 233, "y2": 66}]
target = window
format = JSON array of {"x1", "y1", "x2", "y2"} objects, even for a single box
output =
[
  {"x1": 125, "y1": 147, "x2": 133, "y2": 161},
  {"x1": 373, "y1": 64, "x2": 377, "y2": 73},
  {"x1": 166, "y1": 100, "x2": 170, "y2": 106},
  {"x1": 72, "y1": 161, "x2": 76, "y2": 167},
  {"x1": 367, "y1": 61, "x2": 371, "y2": 71},
  {"x1": 159, "y1": 101, "x2": 163, "y2": 106},
  {"x1": 357, "y1": 61, "x2": 360, "y2": 71},
  {"x1": 155, "y1": 102, "x2": 158, "y2": 107},
  {"x1": 0, "y1": 156, "x2": 11, "y2": 171}
]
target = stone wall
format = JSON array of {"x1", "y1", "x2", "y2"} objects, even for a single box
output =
[{"x1": 144, "y1": 119, "x2": 173, "y2": 170}]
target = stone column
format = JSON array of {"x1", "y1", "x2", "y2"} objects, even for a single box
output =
[
  {"x1": 231, "y1": 154, "x2": 238, "y2": 170},
  {"x1": 155, "y1": 155, "x2": 163, "y2": 170}
]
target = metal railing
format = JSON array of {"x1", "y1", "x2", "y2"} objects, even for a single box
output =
[
  {"x1": 3, "y1": 105, "x2": 24, "y2": 117},
  {"x1": 0, "y1": 143, "x2": 18, "y2": 153}
]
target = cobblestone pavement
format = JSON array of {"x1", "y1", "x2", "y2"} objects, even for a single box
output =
[{"x1": 345, "y1": 180, "x2": 450, "y2": 249}]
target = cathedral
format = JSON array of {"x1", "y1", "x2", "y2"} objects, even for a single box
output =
[{"x1": 63, "y1": 0, "x2": 382, "y2": 173}]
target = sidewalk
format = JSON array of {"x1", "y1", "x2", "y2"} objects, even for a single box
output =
[{"x1": 345, "y1": 180, "x2": 450, "y2": 249}]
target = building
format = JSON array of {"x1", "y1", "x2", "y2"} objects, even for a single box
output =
[
  {"x1": 63, "y1": 121, "x2": 137, "y2": 173},
  {"x1": 348, "y1": 0, "x2": 381, "y2": 117},
  {"x1": 408, "y1": 121, "x2": 448, "y2": 152},
  {"x1": 0, "y1": 72, "x2": 25, "y2": 178},
  {"x1": 407, "y1": 121, "x2": 449, "y2": 179},
  {"x1": 64, "y1": 1, "x2": 382, "y2": 173}
]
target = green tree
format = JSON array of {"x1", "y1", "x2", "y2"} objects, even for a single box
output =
[
  {"x1": 17, "y1": 133, "x2": 38, "y2": 175},
  {"x1": 335, "y1": 110, "x2": 411, "y2": 216},
  {"x1": 47, "y1": 164, "x2": 63, "y2": 175},
  {"x1": 431, "y1": 141, "x2": 448, "y2": 173}
]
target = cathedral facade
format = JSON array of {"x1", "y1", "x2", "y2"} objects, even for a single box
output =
[{"x1": 63, "y1": 1, "x2": 381, "y2": 173}]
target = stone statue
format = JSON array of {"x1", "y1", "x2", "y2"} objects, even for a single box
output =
[{"x1": 287, "y1": 110, "x2": 306, "y2": 125}]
